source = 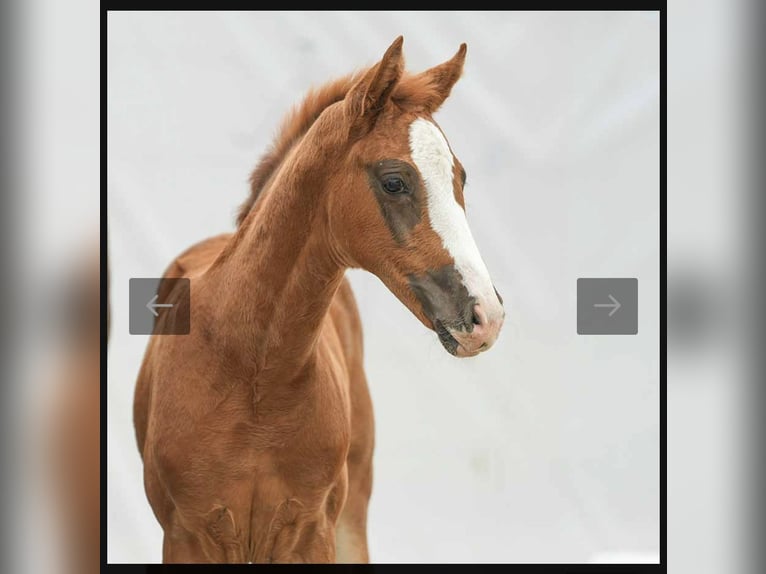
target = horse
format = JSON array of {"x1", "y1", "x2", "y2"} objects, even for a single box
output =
[{"x1": 133, "y1": 36, "x2": 505, "y2": 564}]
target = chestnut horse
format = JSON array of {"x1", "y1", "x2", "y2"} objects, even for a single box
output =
[{"x1": 134, "y1": 36, "x2": 504, "y2": 564}]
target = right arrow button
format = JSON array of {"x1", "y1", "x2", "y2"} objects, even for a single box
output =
[{"x1": 578, "y1": 278, "x2": 637, "y2": 335}]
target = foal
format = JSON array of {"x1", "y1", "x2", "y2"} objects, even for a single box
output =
[{"x1": 134, "y1": 36, "x2": 504, "y2": 564}]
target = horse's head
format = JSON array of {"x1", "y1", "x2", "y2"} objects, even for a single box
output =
[{"x1": 327, "y1": 37, "x2": 504, "y2": 357}]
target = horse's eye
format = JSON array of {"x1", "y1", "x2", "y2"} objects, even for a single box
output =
[{"x1": 382, "y1": 176, "x2": 406, "y2": 194}]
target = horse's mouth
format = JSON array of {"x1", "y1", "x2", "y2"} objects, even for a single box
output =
[
  {"x1": 435, "y1": 322, "x2": 459, "y2": 355},
  {"x1": 434, "y1": 320, "x2": 465, "y2": 356},
  {"x1": 434, "y1": 319, "x2": 486, "y2": 358}
]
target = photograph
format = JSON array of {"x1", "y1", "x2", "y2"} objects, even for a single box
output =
[{"x1": 106, "y1": 10, "x2": 660, "y2": 565}]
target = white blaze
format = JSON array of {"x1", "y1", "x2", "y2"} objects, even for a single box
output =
[{"x1": 408, "y1": 118, "x2": 501, "y2": 319}]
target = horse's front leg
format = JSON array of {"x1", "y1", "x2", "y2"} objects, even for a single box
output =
[{"x1": 162, "y1": 507, "x2": 245, "y2": 563}]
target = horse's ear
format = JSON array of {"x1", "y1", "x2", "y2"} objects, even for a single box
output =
[
  {"x1": 415, "y1": 43, "x2": 467, "y2": 113},
  {"x1": 346, "y1": 36, "x2": 404, "y2": 134}
]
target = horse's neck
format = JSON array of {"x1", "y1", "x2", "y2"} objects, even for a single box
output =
[{"x1": 204, "y1": 155, "x2": 345, "y2": 382}]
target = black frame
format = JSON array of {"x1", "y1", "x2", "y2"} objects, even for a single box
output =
[{"x1": 101, "y1": 6, "x2": 667, "y2": 573}]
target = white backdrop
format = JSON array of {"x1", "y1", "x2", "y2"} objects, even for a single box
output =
[{"x1": 107, "y1": 11, "x2": 659, "y2": 563}]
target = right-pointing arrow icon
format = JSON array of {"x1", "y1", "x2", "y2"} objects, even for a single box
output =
[{"x1": 593, "y1": 294, "x2": 621, "y2": 317}]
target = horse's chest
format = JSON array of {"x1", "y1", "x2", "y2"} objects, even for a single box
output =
[
  {"x1": 254, "y1": 348, "x2": 352, "y2": 483},
  {"x1": 250, "y1": 359, "x2": 348, "y2": 508},
  {"x1": 147, "y1": 337, "x2": 353, "y2": 558}
]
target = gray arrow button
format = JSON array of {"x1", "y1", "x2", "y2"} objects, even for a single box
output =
[
  {"x1": 130, "y1": 278, "x2": 190, "y2": 335},
  {"x1": 578, "y1": 278, "x2": 637, "y2": 335}
]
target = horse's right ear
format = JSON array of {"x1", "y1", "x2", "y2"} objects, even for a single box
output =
[{"x1": 346, "y1": 36, "x2": 404, "y2": 135}]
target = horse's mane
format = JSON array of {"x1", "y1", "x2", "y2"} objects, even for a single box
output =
[{"x1": 236, "y1": 67, "x2": 446, "y2": 226}]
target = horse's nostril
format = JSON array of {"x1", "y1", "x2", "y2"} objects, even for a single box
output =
[{"x1": 472, "y1": 309, "x2": 481, "y2": 326}]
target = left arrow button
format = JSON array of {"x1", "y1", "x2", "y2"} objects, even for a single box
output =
[{"x1": 130, "y1": 278, "x2": 190, "y2": 335}]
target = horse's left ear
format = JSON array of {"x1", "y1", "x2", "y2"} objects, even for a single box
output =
[
  {"x1": 346, "y1": 36, "x2": 405, "y2": 135},
  {"x1": 416, "y1": 43, "x2": 467, "y2": 113}
]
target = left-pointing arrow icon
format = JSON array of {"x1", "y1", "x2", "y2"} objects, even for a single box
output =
[
  {"x1": 146, "y1": 293, "x2": 174, "y2": 317},
  {"x1": 593, "y1": 294, "x2": 621, "y2": 317}
]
